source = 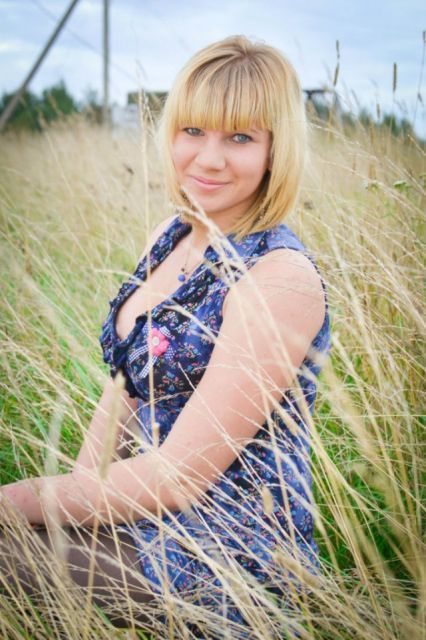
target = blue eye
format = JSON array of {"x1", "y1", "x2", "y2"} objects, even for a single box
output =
[
  {"x1": 184, "y1": 127, "x2": 202, "y2": 136},
  {"x1": 233, "y1": 133, "x2": 252, "y2": 144}
]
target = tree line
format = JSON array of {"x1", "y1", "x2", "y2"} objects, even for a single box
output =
[
  {"x1": 0, "y1": 79, "x2": 421, "y2": 143},
  {"x1": 0, "y1": 81, "x2": 101, "y2": 131}
]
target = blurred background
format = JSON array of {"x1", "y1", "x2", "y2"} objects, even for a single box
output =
[{"x1": 0, "y1": 0, "x2": 424, "y2": 137}]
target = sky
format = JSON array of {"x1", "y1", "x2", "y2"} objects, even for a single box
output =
[{"x1": 0, "y1": 0, "x2": 425, "y2": 135}]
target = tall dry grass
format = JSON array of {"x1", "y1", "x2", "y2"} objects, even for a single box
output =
[{"x1": 0, "y1": 111, "x2": 424, "y2": 639}]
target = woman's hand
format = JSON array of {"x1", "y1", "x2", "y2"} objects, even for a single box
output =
[
  {"x1": 0, "y1": 467, "x2": 98, "y2": 527},
  {"x1": 1, "y1": 478, "x2": 43, "y2": 523},
  {"x1": 0, "y1": 453, "x2": 170, "y2": 528},
  {"x1": 0, "y1": 479, "x2": 41, "y2": 528}
]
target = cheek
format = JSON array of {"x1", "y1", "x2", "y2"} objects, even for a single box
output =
[
  {"x1": 170, "y1": 145, "x2": 181, "y2": 170},
  {"x1": 171, "y1": 138, "x2": 187, "y2": 171},
  {"x1": 171, "y1": 135, "x2": 195, "y2": 170},
  {"x1": 238, "y1": 153, "x2": 270, "y2": 182}
]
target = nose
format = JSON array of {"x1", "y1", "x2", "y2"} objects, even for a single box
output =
[{"x1": 194, "y1": 135, "x2": 226, "y2": 172}]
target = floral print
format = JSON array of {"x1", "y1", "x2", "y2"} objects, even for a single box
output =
[{"x1": 99, "y1": 214, "x2": 331, "y2": 636}]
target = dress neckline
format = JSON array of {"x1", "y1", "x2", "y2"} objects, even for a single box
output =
[
  {"x1": 111, "y1": 215, "x2": 270, "y2": 347},
  {"x1": 111, "y1": 216, "x2": 215, "y2": 346}
]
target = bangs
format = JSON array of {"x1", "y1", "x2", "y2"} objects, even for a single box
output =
[
  {"x1": 172, "y1": 62, "x2": 274, "y2": 132},
  {"x1": 160, "y1": 35, "x2": 307, "y2": 235}
]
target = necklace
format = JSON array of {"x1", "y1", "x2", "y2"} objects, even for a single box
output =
[{"x1": 178, "y1": 233, "x2": 201, "y2": 282}]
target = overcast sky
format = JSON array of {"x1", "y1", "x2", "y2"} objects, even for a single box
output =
[{"x1": 1, "y1": 0, "x2": 425, "y2": 135}]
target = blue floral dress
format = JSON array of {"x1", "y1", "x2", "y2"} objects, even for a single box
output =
[{"x1": 99, "y1": 214, "x2": 331, "y2": 636}]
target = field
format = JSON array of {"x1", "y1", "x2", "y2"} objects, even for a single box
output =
[{"x1": 0, "y1": 112, "x2": 424, "y2": 639}]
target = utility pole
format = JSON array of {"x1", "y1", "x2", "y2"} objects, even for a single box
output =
[
  {"x1": 102, "y1": 0, "x2": 110, "y2": 126},
  {"x1": 0, "y1": 0, "x2": 80, "y2": 133}
]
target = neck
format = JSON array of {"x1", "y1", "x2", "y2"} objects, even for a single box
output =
[
  {"x1": 186, "y1": 213, "x2": 236, "y2": 251},
  {"x1": 187, "y1": 220, "x2": 209, "y2": 250}
]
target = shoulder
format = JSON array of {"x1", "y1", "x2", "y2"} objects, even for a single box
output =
[
  {"x1": 137, "y1": 214, "x2": 177, "y2": 263},
  {"x1": 242, "y1": 222, "x2": 326, "y2": 309},
  {"x1": 230, "y1": 245, "x2": 325, "y2": 302},
  {"x1": 223, "y1": 247, "x2": 326, "y2": 339},
  {"x1": 251, "y1": 247, "x2": 324, "y2": 292}
]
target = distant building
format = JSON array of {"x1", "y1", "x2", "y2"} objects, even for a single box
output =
[
  {"x1": 111, "y1": 103, "x2": 139, "y2": 130},
  {"x1": 111, "y1": 87, "x2": 343, "y2": 130},
  {"x1": 111, "y1": 90, "x2": 168, "y2": 130},
  {"x1": 303, "y1": 88, "x2": 343, "y2": 125},
  {"x1": 127, "y1": 90, "x2": 167, "y2": 114}
]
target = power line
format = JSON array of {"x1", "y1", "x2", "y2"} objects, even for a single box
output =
[
  {"x1": 30, "y1": 0, "x2": 139, "y2": 84},
  {"x1": 28, "y1": 0, "x2": 194, "y2": 98},
  {"x1": 144, "y1": 0, "x2": 191, "y2": 55}
]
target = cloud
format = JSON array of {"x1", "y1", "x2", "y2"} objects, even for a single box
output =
[
  {"x1": 0, "y1": 0, "x2": 423, "y2": 132},
  {"x1": 0, "y1": 39, "x2": 36, "y2": 54}
]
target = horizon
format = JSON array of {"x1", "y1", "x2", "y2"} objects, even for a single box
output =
[{"x1": 0, "y1": 0, "x2": 424, "y2": 137}]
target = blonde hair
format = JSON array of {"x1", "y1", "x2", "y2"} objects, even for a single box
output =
[{"x1": 157, "y1": 35, "x2": 308, "y2": 240}]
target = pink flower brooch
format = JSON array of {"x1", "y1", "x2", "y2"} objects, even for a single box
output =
[
  {"x1": 150, "y1": 327, "x2": 169, "y2": 356},
  {"x1": 128, "y1": 322, "x2": 174, "y2": 379}
]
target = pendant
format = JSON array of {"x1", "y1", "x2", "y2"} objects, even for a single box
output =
[{"x1": 178, "y1": 273, "x2": 186, "y2": 282}]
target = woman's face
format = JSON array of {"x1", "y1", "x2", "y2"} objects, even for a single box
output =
[{"x1": 171, "y1": 125, "x2": 272, "y2": 225}]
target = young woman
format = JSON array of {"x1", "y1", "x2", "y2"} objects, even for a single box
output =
[{"x1": 0, "y1": 35, "x2": 331, "y2": 637}]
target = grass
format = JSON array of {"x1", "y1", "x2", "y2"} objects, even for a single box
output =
[{"x1": 0, "y1": 111, "x2": 424, "y2": 639}]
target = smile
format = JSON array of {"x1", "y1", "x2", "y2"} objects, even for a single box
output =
[{"x1": 190, "y1": 176, "x2": 230, "y2": 190}]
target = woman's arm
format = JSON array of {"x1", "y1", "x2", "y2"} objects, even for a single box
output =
[
  {"x1": 0, "y1": 216, "x2": 180, "y2": 527},
  {"x1": 0, "y1": 247, "x2": 325, "y2": 529},
  {"x1": 73, "y1": 378, "x2": 139, "y2": 471},
  {"x1": 0, "y1": 451, "x2": 174, "y2": 528}
]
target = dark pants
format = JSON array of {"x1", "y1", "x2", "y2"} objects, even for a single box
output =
[{"x1": 0, "y1": 522, "x2": 156, "y2": 630}]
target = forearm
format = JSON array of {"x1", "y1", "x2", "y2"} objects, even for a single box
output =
[
  {"x1": 74, "y1": 377, "x2": 138, "y2": 473},
  {"x1": 0, "y1": 452, "x2": 185, "y2": 527},
  {"x1": 73, "y1": 414, "x2": 135, "y2": 472}
]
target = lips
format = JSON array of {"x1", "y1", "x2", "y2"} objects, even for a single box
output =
[
  {"x1": 190, "y1": 175, "x2": 230, "y2": 190},
  {"x1": 192, "y1": 175, "x2": 228, "y2": 185}
]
